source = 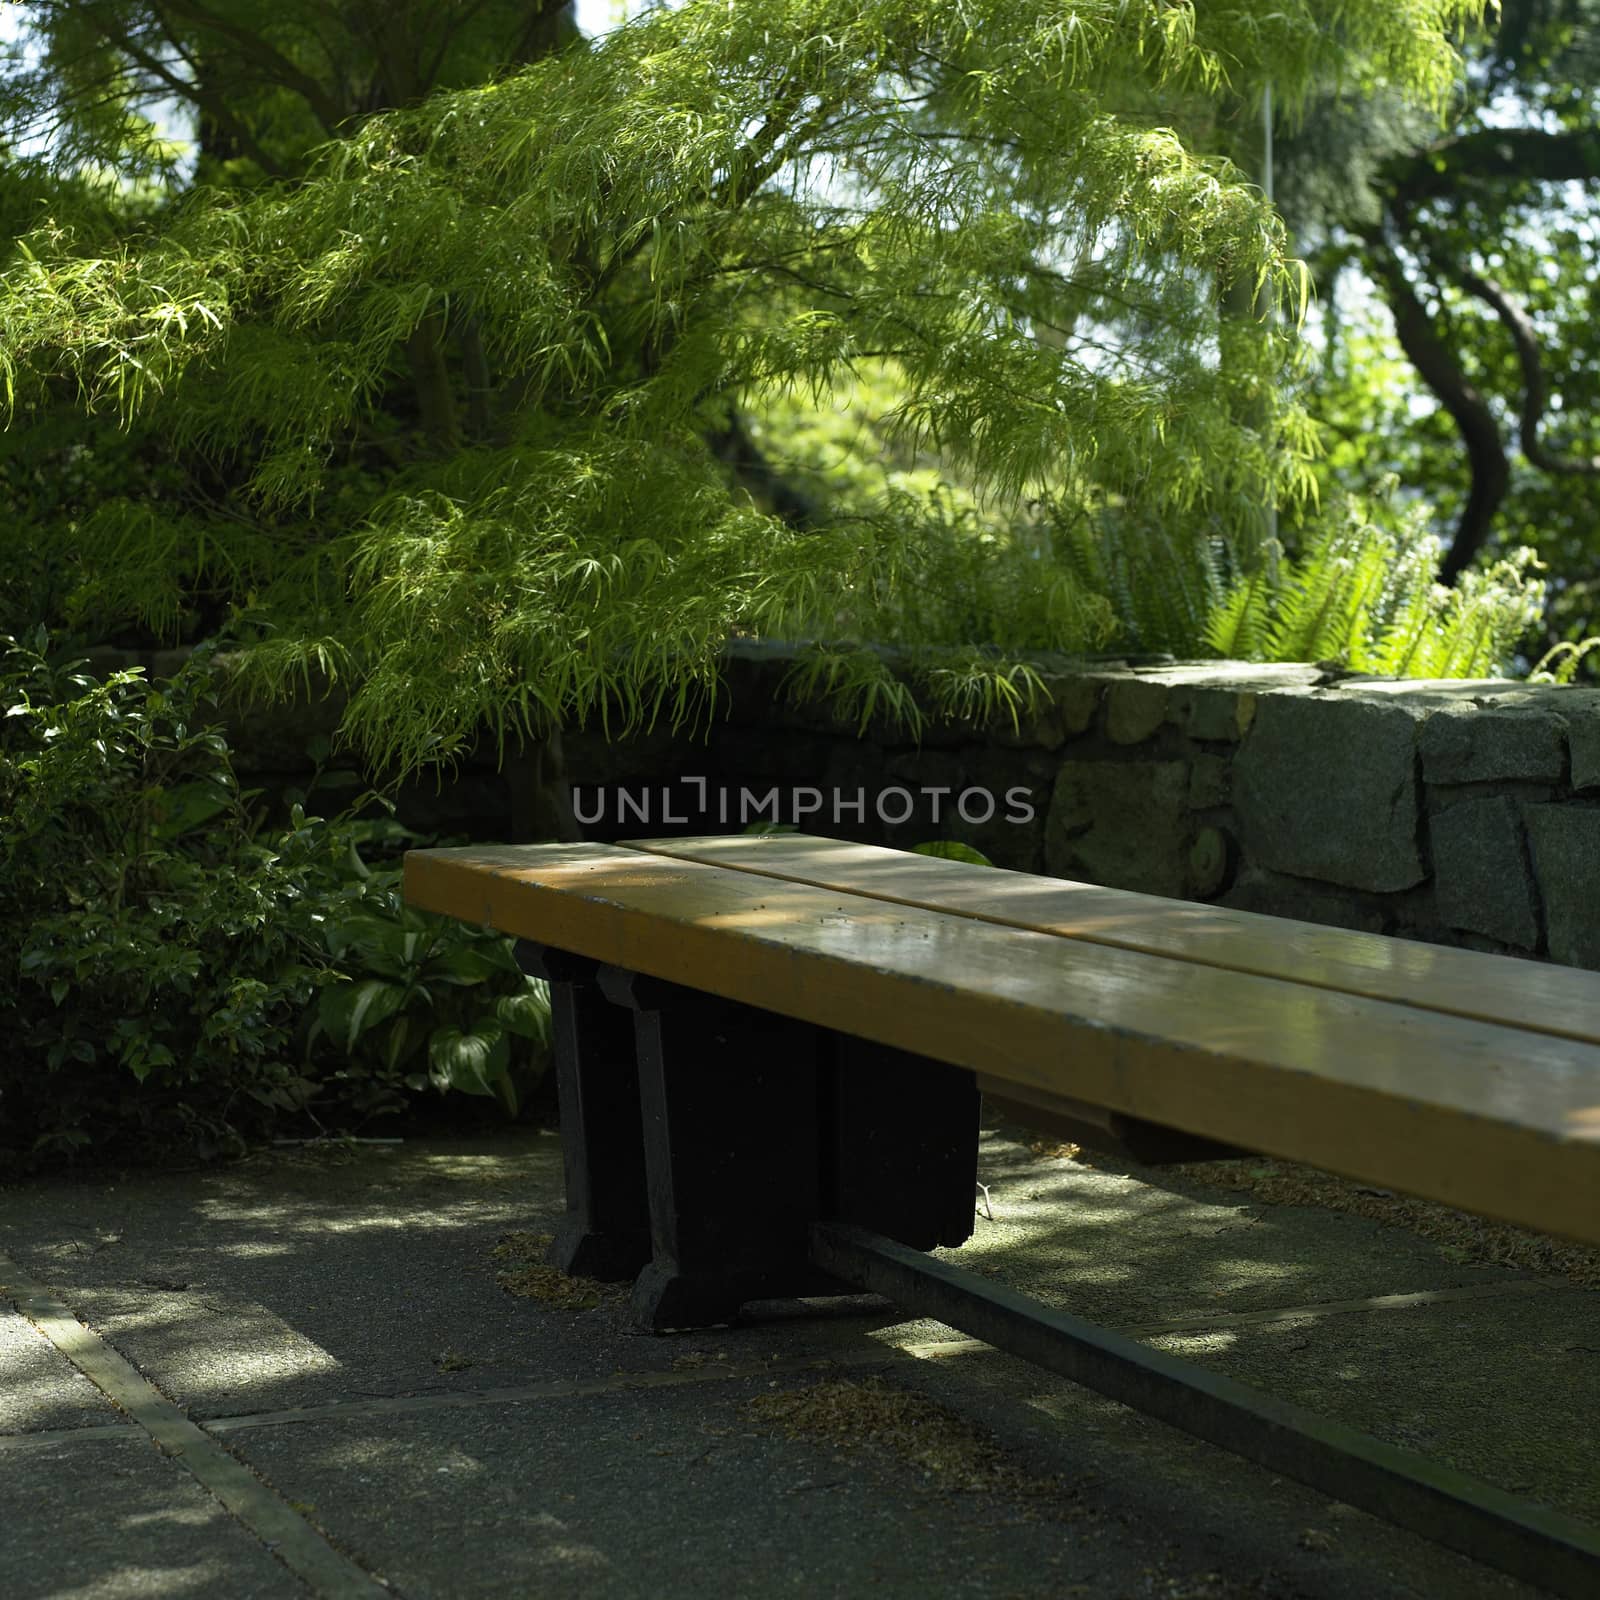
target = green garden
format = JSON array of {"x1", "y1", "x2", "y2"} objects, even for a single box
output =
[
  {"x1": 6, "y1": 12, "x2": 1600, "y2": 1600},
  {"x1": 3, "y1": 0, "x2": 1597, "y2": 1165}
]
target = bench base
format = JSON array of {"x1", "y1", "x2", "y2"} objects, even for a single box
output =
[
  {"x1": 523, "y1": 943, "x2": 982, "y2": 1332},
  {"x1": 518, "y1": 945, "x2": 653, "y2": 1283}
]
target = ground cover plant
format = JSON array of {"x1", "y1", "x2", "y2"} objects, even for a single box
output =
[{"x1": 0, "y1": 633, "x2": 549, "y2": 1169}]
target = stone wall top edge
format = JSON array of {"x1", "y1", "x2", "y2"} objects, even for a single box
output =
[
  {"x1": 722, "y1": 641, "x2": 1594, "y2": 715},
  {"x1": 68, "y1": 637, "x2": 1600, "y2": 724}
]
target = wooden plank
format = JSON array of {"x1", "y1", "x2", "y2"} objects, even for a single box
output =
[
  {"x1": 627, "y1": 834, "x2": 1600, "y2": 1048},
  {"x1": 403, "y1": 842, "x2": 1600, "y2": 1245}
]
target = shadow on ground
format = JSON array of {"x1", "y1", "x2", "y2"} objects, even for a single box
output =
[{"x1": 1, "y1": 1119, "x2": 1593, "y2": 1599}]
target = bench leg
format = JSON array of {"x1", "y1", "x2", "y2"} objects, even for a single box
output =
[
  {"x1": 598, "y1": 968, "x2": 839, "y2": 1331},
  {"x1": 517, "y1": 944, "x2": 652, "y2": 1282},
  {"x1": 825, "y1": 1039, "x2": 980, "y2": 1251}
]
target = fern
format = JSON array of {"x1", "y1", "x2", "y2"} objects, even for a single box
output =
[{"x1": 1530, "y1": 638, "x2": 1600, "y2": 685}]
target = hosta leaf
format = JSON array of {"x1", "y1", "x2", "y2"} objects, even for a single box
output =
[
  {"x1": 427, "y1": 1022, "x2": 509, "y2": 1098},
  {"x1": 494, "y1": 982, "x2": 551, "y2": 1043},
  {"x1": 319, "y1": 978, "x2": 407, "y2": 1054}
]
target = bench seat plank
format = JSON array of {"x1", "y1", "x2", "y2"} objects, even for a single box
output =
[
  {"x1": 403, "y1": 842, "x2": 1600, "y2": 1244},
  {"x1": 626, "y1": 834, "x2": 1600, "y2": 1048}
]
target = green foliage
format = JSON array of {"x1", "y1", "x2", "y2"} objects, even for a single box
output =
[
  {"x1": 312, "y1": 887, "x2": 550, "y2": 1119},
  {"x1": 1282, "y1": 1, "x2": 1600, "y2": 659},
  {"x1": 1202, "y1": 491, "x2": 1546, "y2": 674},
  {"x1": 0, "y1": 0, "x2": 1498, "y2": 772},
  {"x1": 912, "y1": 841, "x2": 996, "y2": 866},
  {"x1": 1530, "y1": 636, "x2": 1600, "y2": 685},
  {"x1": 0, "y1": 635, "x2": 548, "y2": 1167}
]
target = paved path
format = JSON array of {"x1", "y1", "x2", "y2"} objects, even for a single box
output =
[{"x1": 1, "y1": 1121, "x2": 1593, "y2": 1599}]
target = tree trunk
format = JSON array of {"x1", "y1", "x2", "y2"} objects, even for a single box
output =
[
  {"x1": 406, "y1": 311, "x2": 460, "y2": 454},
  {"x1": 509, "y1": 730, "x2": 580, "y2": 843}
]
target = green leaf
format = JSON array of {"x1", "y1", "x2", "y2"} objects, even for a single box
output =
[
  {"x1": 149, "y1": 780, "x2": 232, "y2": 841},
  {"x1": 427, "y1": 1022, "x2": 509, "y2": 1098},
  {"x1": 382, "y1": 1015, "x2": 413, "y2": 1073},
  {"x1": 495, "y1": 982, "x2": 551, "y2": 1043},
  {"x1": 319, "y1": 978, "x2": 407, "y2": 1054},
  {"x1": 430, "y1": 943, "x2": 515, "y2": 984},
  {"x1": 911, "y1": 841, "x2": 995, "y2": 867}
]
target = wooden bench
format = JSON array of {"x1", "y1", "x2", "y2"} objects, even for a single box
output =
[{"x1": 403, "y1": 832, "x2": 1600, "y2": 1597}]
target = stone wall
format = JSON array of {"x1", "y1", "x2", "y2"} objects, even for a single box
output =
[
  {"x1": 86, "y1": 641, "x2": 1600, "y2": 969},
  {"x1": 563, "y1": 646, "x2": 1600, "y2": 971}
]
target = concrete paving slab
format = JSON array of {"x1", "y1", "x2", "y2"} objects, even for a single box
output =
[
  {"x1": 230, "y1": 1378, "x2": 1105, "y2": 1599},
  {"x1": 229, "y1": 1368, "x2": 1499, "y2": 1600},
  {"x1": 0, "y1": 1136, "x2": 955, "y2": 1418},
  {"x1": 1143, "y1": 1287, "x2": 1600, "y2": 1521},
  {"x1": 1, "y1": 1433, "x2": 305, "y2": 1600},
  {"x1": 881, "y1": 1343, "x2": 1545, "y2": 1600},
  {"x1": 0, "y1": 1125, "x2": 1542, "y2": 1430},
  {"x1": 0, "y1": 1307, "x2": 124, "y2": 1434},
  {"x1": 960, "y1": 1128, "x2": 1535, "y2": 1325},
  {"x1": 0, "y1": 1136, "x2": 581, "y2": 1418},
  {"x1": 2, "y1": 1126, "x2": 1595, "y2": 1600}
]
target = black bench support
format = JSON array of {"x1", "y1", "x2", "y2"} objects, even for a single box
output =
[
  {"x1": 812, "y1": 1222, "x2": 1600, "y2": 1600},
  {"x1": 599, "y1": 967, "x2": 845, "y2": 1329},
  {"x1": 825, "y1": 1039, "x2": 979, "y2": 1251},
  {"x1": 517, "y1": 944, "x2": 652, "y2": 1282}
]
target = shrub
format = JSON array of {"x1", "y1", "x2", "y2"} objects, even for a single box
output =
[{"x1": 0, "y1": 631, "x2": 548, "y2": 1169}]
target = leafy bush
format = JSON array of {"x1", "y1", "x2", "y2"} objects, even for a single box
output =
[{"x1": 0, "y1": 632, "x2": 549, "y2": 1169}]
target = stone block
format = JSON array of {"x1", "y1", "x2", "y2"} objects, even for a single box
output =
[
  {"x1": 1045, "y1": 760, "x2": 1196, "y2": 897},
  {"x1": 1524, "y1": 806, "x2": 1600, "y2": 969},
  {"x1": 222, "y1": 690, "x2": 347, "y2": 774},
  {"x1": 74, "y1": 645, "x2": 145, "y2": 680},
  {"x1": 146, "y1": 648, "x2": 195, "y2": 680},
  {"x1": 1233, "y1": 695, "x2": 1425, "y2": 892},
  {"x1": 566, "y1": 725, "x2": 699, "y2": 787},
  {"x1": 1429, "y1": 797, "x2": 1539, "y2": 950},
  {"x1": 863, "y1": 748, "x2": 1046, "y2": 867},
  {"x1": 988, "y1": 698, "x2": 1068, "y2": 751},
  {"x1": 941, "y1": 800, "x2": 1047, "y2": 873},
  {"x1": 1187, "y1": 825, "x2": 1232, "y2": 899},
  {"x1": 390, "y1": 773, "x2": 514, "y2": 838},
  {"x1": 885, "y1": 746, "x2": 967, "y2": 800},
  {"x1": 1571, "y1": 714, "x2": 1600, "y2": 792},
  {"x1": 1188, "y1": 753, "x2": 1232, "y2": 811},
  {"x1": 1169, "y1": 685, "x2": 1252, "y2": 742},
  {"x1": 1019, "y1": 675, "x2": 1102, "y2": 741},
  {"x1": 1105, "y1": 680, "x2": 1168, "y2": 745},
  {"x1": 1056, "y1": 678, "x2": 1103, "y2": 736},
  {"x1": 1419, "y1": 709, "x2": 1567, "y2": 785}
]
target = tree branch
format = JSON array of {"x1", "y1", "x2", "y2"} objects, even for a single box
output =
[
  {"x1": 405, "y1": 310, "x2": 460, "y2": 454},
  {"x1": 1386, "y1": 127, "x2": 1600, "y2": 205},
  {"x1": 457, "y1": 314, "x2": 493, "y2": 441},
  {"x1": 422, "y1": 0, "x2": 498, "y2": 87},
  {"x1": 705, "y1": 408, "x2": 825, "y2": 530},
  {"x1": 151, "y1": 0, "x2": 350, "y2": 132},
  {"x1": 79, "y1": 4, "x2": 288, "y2": 177},
  {"x1": 506, "y1": 0, "x2": 573, "y2": 69},
  {"x1": 1456, "y1": 269, "x2": 1600, "y2": 477},
  {"x1": 1357, "y1": 226, "x2": 1509, "y2": 584}
]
